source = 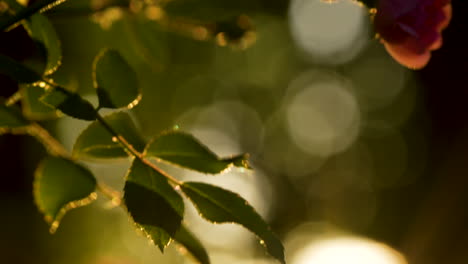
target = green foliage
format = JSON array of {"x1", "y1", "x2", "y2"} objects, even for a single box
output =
[
  {"x1": 145, "y1": 130, "x2": 250, "y2": 174},
  {"x1": 0, "y1": 104, "x2": 29, "y2": 128},
  {"x1": 21, "y1": 84, "x2": 58, "y2": 120},
  {"x1": 0, "y1": 0, "x2": 67, "y2": 30},
  {"x1": 0, "y1": 2, "x2": 286, "y2": 262},
  {"x1": 73, "y1": 112, "x2": 146, "y2": 160},
  {"x1": 124, "y1": 159, "x2": 184, "y2": 251},
  {"x1": 0, "y1": 54, "x2": 42, "y2": 83},
  {"x1": 174, "y1": 225, "x2": 211, "y2": 264},
  {"x1": 23, "y1": 14, "x2": 62, "y2": 75},
  {"x1": 33, "y1": 156, "x2": 97, "y2": 233},
  {"x1": 181, "y1": 182, "x2": 285, "y2": 263},
  {"x1": 41, "y1": 87, "x2": 97, "y2": 120},
  {"x1": 93, "y1": 49, "x2": 141, "y2": 109}
]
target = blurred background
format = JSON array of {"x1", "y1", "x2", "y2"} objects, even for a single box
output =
[{"x1": 1, "y1": 0, "x2": 468, "y2": 263}]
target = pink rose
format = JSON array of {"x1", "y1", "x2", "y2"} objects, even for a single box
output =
[{"x1": 374, "y1": 0, "x2": 452, "y2": 69}]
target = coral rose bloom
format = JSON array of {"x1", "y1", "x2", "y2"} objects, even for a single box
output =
[{"x1": 374, "y1": 0, "x2": 452, "y2": 69}]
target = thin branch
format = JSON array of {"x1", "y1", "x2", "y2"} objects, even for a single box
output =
[
  {"x1": 95, "y1": 113, "x2": 183, "y2": 186},
  {"x1": 5, "y1": 91, "x2": 22, "y2": 106}
]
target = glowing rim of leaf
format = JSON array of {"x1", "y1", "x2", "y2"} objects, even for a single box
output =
[
  {"x1": 33, "y1": 160, "x2": 98, "y2": 234},
  {"x1": 142, "y1": 129, "x2": 251, "y2": 174},
  {"x1": 91, "y1": 48, "x2": 142, "y2": 109},
  {"x1": 73, "y1": 144, "x2": 131, "y2": 161}
]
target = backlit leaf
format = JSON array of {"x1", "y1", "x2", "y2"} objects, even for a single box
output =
[
  {"x1": 0, "y1": 54, "x2": 41, "y2": 83},
  {"x1": 34, "y1": 156, "x2": 97, "y2": 233},
  {"x1": 124, "y1": 159, "x2": 184, "y2": 251},
  {"x1": 0, "y1": 0, "x2": 67, "y2": 31},
  {"x1": 174, "y1": 225, "x2": 210, "y2": 264},
  {"x1": 93, "y1": 49, "x2": 141, "y2": 109},
  {"x1": 144, "y1": 130, "x2": 250, "y2": 174},
  {"x1": 73, "y1": 112, "x2": 145, "y2": 161},
  {"x1": 21, "y1": 84, "x2": 58, "y2": 120},
  {"x1": 40, "y1": 87, "x2": 96, "y2": 121},
  {"x1": 181, "y1": 182, "x2": 285, "y2": 263},
  {"x1": 0, "y1": 104, "x2": 29, "y2": 128},
  {"x1": 23, "y1": 14, "x2": 62, "y2": 75}
]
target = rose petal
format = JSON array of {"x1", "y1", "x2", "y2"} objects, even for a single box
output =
[
  {"x1": 383, "y1": 41, "x2": 431, "y2": 69},
  {"x1": 438, "y1": 4, "x2": 452, "y2": 30}
]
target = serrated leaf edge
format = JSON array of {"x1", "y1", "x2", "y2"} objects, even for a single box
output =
[
  {"x1": 143, "y1": 129, "x2": 251, "y2": 174},
  {"x1": 181, "y1": 182, "x2": 285, "y2": 263}
]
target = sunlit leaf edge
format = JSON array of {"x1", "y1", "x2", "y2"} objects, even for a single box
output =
[
  {"x1": 144, "y1": 129, "x2": 251, "y2": 174},
  {"x1": 33, "y1": 157, "x2": 98, "y2": 234},
  {"x1": 181, "y1": 182, "x2": 285, "y2": 263},
  {"x1": 124, "y1": 160, "x2": 185, "y2": 251},
  {"x1": 92, "y1": 48, "x2": 142, "y2": 109},
  {"x1": 72, "y1": 112, "x2": 145, "y2": 161},
  {"x1": 174, "y1": 224, "x2": 211, "y2": 264},
  {"x1": 22, "y1": 13, "x2": 62, "y2": 76}
]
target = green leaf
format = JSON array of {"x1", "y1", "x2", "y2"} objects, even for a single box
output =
[
  {"x1": 0, "y1": 0, "x2": 66, "y2": 31},
  {"x1": 124, "y1": 159, "x2": 184, "y2": 251},
  {"x1": 144, "y1": 130, "x2": 250, "y2": 174},
  {"x1": 21, "y1": 84, "x2": 58, "y2": 120},
  {"x1": 0, "y1": 54, "x2": 41, "y2": 83},
  {"x1": 174, "y1": 225, "x2": 210, "y2": 264},
  {"x1": 73, "y1": 112, "x2": 146, "y2": 161},
  {"x1": 23, "y1": 14, "x2": 62, "y2": 75},
  {"x1": 40, "y1": 87, "x2": 96, "y2": 121},
  {"x1": 34, "y1": 156, "x2": 97, "y2": 233},
  {"x1": 162, "y1": 0, "x2": 260, "y2": 22},
  {"x1": 181, "y1": 182, "x2": 285, "y2": 263},
  {"x1": 93, "y1": 49, "x2": 141, "y2": 109},
  {"x1": 0, "y1": 104, "x2": 29, "y2": 128}
]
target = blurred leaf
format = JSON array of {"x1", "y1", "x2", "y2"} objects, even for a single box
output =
[
  {"x1": 144, "y1": 130, "x2": 250, "y2": 174},
  {"x1": 34, "y1": 156, "x2": 97, "y2": 233},
  {"x1": 0, "y1": 0, "x2": 66, "y2": 31},
  {"x1": 93, "y1": 49, "x2": 141, "y2": 109},
  {"x1": 23, "y1": 14, "x2": 62, "y2": 75},
  {"x1": 40, "y1": 87, "x2": 96, "y2": 120},
  {"x1": 20, "y1": 84, "x2": 58, "y2": 120},
  {"x1": 2, "y1": 0, "x2": 23, "y2": 11},
  {"x1": 124, "y1": 159, "x2": 184, "y2": 251},
  {"x1": 73, "y1": 112, "x2": 145, "y2": 161},
  {"x1": 0, "y1": 104, "x2": 29, "y2": 128},
  {"x1": 0, "y1": 54, "x2": 41, "y2": 83},
  {"x1": 181, "y1": 182, "x2": 285, "y2": 263},
  {"x1": 174, "y1": 225, "x2": 210, "y2": 264},
  {"x1": 162, "y1": 0, "x2": 260, "y2": 22}
]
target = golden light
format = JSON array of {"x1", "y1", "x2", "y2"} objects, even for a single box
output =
[
  {"x1": 285, "y1": 70, "x2": 360, "y2": 157},
  {"x1": 289, "y1": 0, "x2": 369, "y2": 64},
  {"x1": 291, "y1": 236, "x2": 407, "y2": 264}
]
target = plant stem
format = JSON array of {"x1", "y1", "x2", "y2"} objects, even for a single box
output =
[
  {"x1": 95, "y1": 113, "x2": 183, "y2": 186},
  {"x1": 5, "y1": 91, "x2": 22, "y2": 106},
  {"x1": 97, "y1": 182, "x2": 123, "y2": 207},
  {"x1": 3, "y1": 91, "x2": 126, "y2": 204},
  {"x1": 27, "y1": 123, "x2": 70, "y2": 158}
]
